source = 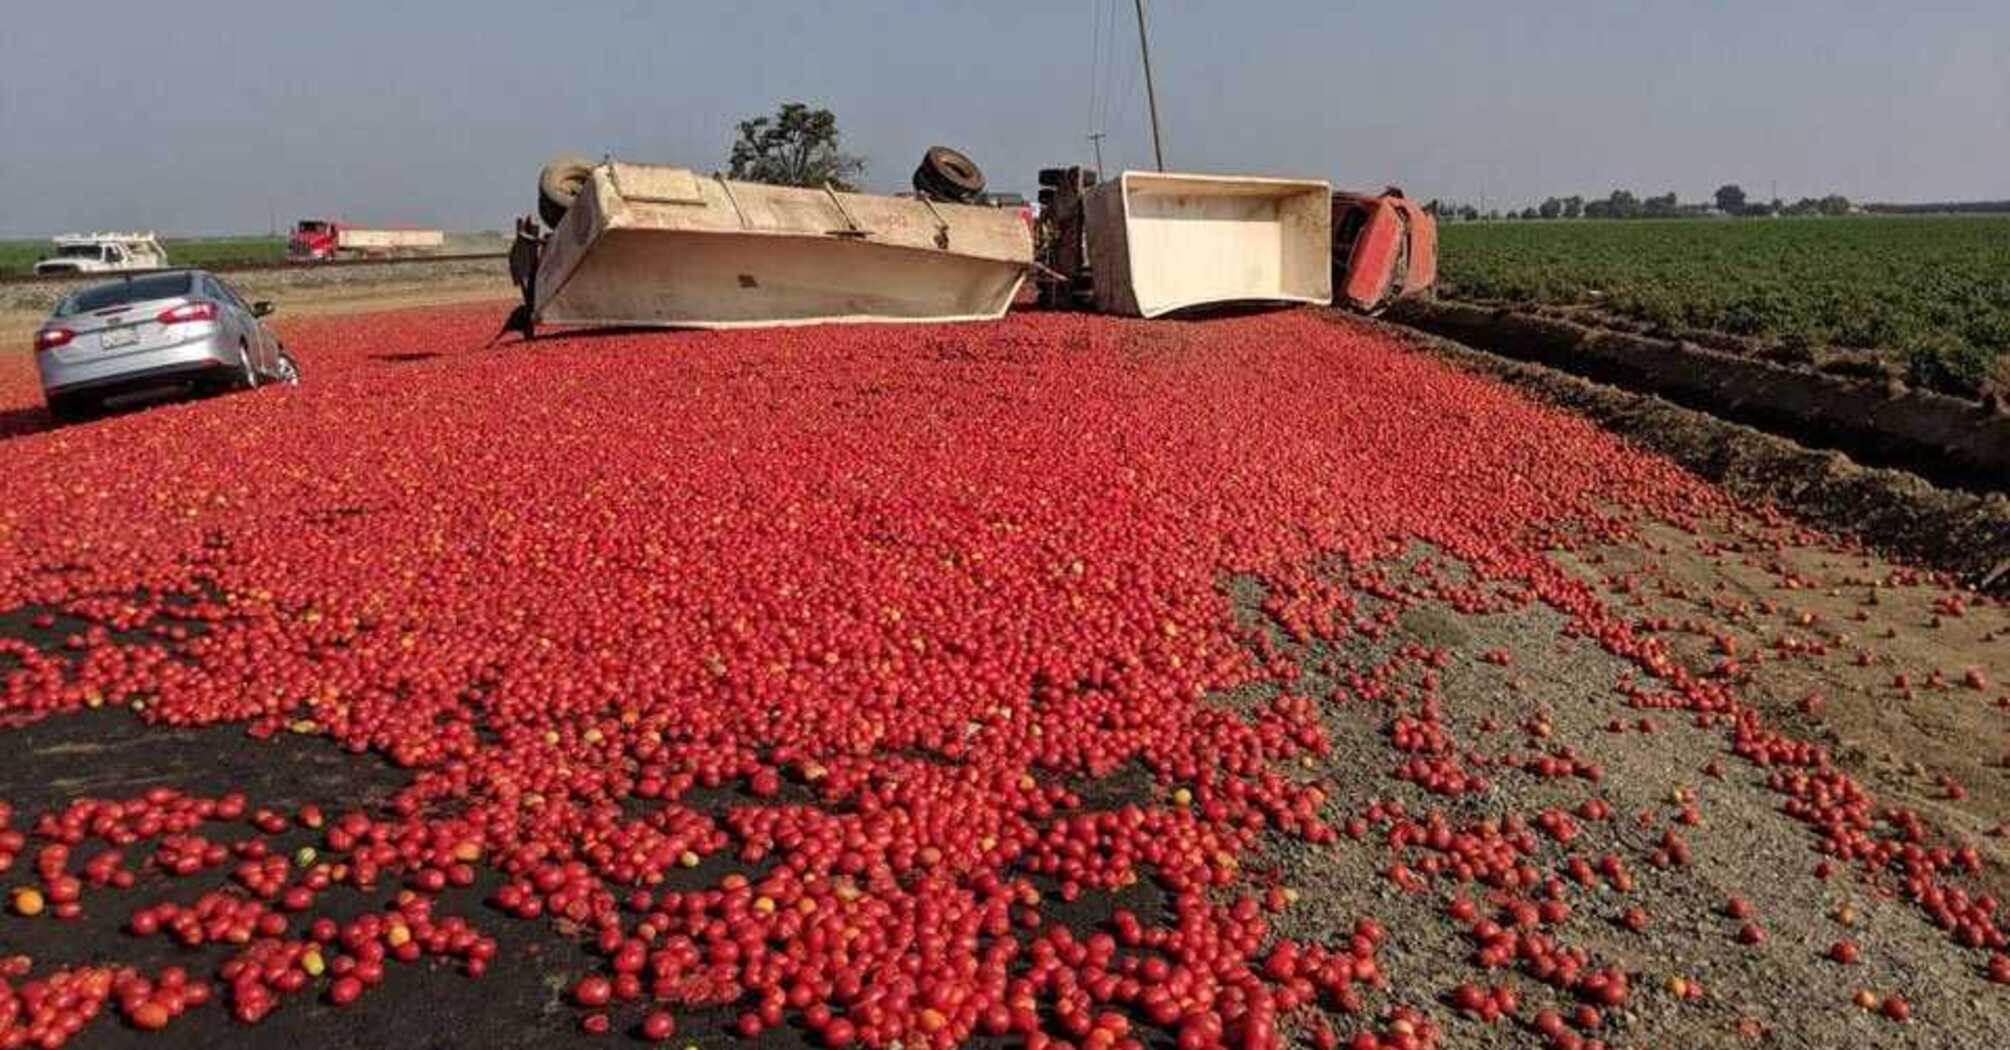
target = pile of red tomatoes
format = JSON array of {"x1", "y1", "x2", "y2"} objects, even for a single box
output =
[{"x1": 0, "y1": 306, "x2": 1998, "y2": 1048}]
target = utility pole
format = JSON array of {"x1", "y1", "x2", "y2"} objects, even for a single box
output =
[
  {"x1": 1088, "y1": 132, "x2": 1106, "y2": 174},
  {"x1": 1133, "y1": 0, "x2": 1166, "y2": 171}
]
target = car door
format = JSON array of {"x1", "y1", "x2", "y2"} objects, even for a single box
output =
[
  {"x1": 214, "y1": 277, "x2": 271, "y2": 372},
  {"x1": 235, "y1": 281, "x2": 279, "y2": 371},
  {"x1": 203, "y1": 276, "x2": 251, "y2": 370}
]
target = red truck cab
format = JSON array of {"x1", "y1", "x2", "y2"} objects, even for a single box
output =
[
  {"x1": 288, "y1": 220, "x2": 339, "y2": 262},
  {"x1": 1331, "y1": 188, "x2": 1437, "y2": 313}
]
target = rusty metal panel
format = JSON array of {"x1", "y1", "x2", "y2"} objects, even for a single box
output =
[
  {"x1": 1332, "y1": 191, "x2": 1440, "y2": 311},
  {"x1": 1391, "y1": 197, "x2": 1438, "y2": 295},
  {"x1": 1332, "y1": 193, "x2": 1401, "y2": 311},
  {"x1": 1332, "y1": 191, "x2": 1441, "y2": 311}
]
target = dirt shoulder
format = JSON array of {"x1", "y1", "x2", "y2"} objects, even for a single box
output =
[{"x1": 1254, "y1": 534, "x2": 2008, "y2": 1050}]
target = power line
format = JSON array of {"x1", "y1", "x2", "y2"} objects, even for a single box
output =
[
  {"x1": 1087, "y1": 0, "x2": 1103, "y2": 150},
  {"x1": 1108, "y1": 10, "x2": 1136, "y2": 157},
  {"x1": 1134, "y1": 0, "x2": 1165, "y2": 171},
  {"x1": 1100, "y1": 0, "x2": 1120, "y2": 146}
]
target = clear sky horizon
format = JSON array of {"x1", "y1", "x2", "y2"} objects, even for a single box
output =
[{"x1": 2, "y1": 1, "x2": 2004, "y2": 237}]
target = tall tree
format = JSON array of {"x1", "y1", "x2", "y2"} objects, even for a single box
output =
[
  {"x1": 728, "y1": 102, "x2": 865, "y2": 190},
  {"x1": 1714, "y1": 184, "x2": 1747, "y2": 214}
]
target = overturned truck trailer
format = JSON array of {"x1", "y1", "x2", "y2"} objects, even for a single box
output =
[
  {"x1": 1039, "y1": 169, "x2": 1333, "y2": 317},
  {"x1": 515, "y1": 158, "x2": 1032, "y2": 332}
]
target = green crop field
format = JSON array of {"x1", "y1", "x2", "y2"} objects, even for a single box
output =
[
  {"x1": 1438, "y1": 216, "x2": 2010, "y2": 397},
  {"x1": 0, "y1": 237, "x2": 286, "y2": 279}
]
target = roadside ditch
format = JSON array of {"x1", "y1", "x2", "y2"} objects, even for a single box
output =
[{"x1": 1357, "y1": 307, "x2": 2010, "y2": 592}]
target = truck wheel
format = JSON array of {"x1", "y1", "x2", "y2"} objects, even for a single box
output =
[
  {"x1": 912, "y1": 146, "x2": 986, "y2": 203},
  {"x1": 538, "y1": 154, "x2": 594, "y2": 229},
  {"x1": 273, "y1": 351, "x2": 301, "y2": 386}
]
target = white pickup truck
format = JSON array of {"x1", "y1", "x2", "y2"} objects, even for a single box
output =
[{"x1": 33, "y1": 233, "x2": 171, "y2": 276}]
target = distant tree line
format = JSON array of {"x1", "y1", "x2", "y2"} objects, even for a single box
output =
[
  {"x1": 1429, "y1": 184, "x2": 1856, "y2": 222},
  {"x1": 1861, "y1": 200, "x2": 2010, "y2": 214}
]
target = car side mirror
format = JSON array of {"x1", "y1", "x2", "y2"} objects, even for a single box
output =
[{"x1": 252, "y1": 301, "x2": 276, "y2": 318}]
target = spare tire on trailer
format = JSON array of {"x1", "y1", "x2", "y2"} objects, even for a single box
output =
[
  {"x1": 912, "y1": 146, "x2": 986, "y2": 203},
  {"x1": 538, "y1": 154, "x2": 594, "y2": 229}
]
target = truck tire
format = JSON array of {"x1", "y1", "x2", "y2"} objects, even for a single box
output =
[
  {"x1": 538, "y1": 154, "x2": 594, "y2": 229},
  {"x1": 912, "y1": 146, "x2": 986, "y2": 203}
]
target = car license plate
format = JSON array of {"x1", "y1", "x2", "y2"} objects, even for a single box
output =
[{"x1": 101, "y1": 327, "x2": 139, "y2": 349}]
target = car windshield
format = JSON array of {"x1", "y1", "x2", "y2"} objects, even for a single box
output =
[
  {"x1": 54, "y1": 245, "x2": 106, "y2": 259},
  {"x1": 56, "y1": 273, "x2": 194, "y2": 316}
]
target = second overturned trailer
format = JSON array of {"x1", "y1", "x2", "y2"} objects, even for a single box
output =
[
  {"x1": 1085, "y1": 171, "x2": 1332, "y2": 317},
  {"x1": 1037, "y1": 169, "x2": 1334, "y2": 317},
  {"x1": 515, "y1": 158, "x2": 1032, "y2": 331},
  {"x1": 1037, "y1": 169, "x2": 1438, "y2": 317}
]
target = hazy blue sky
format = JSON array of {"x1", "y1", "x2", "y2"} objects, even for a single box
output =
[{"x1": 2, "y1": 1, "x2": 2004, "y2": 236}]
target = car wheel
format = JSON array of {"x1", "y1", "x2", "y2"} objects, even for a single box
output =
[
  {"x1": 273, "y1": 351, "x2": 301, "y2": 386},
  {"x1": 539, "y1": 153, "x2": 594, "y2": 229},
  {"x1": 46, "y1": 392, "x2": 94, "y2": 423}
]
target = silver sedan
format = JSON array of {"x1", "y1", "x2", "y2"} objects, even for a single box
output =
[{"x1": 33, "y1": 269, "x2": 299, "y2": 421}]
